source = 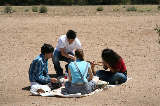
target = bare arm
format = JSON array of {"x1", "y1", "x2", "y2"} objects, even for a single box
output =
[
  {"x1": 87, "y1": 67, "x2": 93, "y2": 81},
  {"x1": 103, "y1": 62, "x2": 108, "y2": 70},
  {"x1": 60, "y1": 48, "x2": 76, "y2": 61},
  {"x1": 103, "y1": 62, "x2": 119, "y2": 73},
  {"x1": 68, "y1": 68, "x2": 72, "y2": 83}
]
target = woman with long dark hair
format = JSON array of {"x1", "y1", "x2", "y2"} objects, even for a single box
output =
[{"x1": 96, "y1": 48, "x2": 127, "y2": 84}]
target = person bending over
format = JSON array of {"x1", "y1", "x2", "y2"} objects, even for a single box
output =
[
  {"x1": 96, "y1": 48, "x2": 127, "y2": 84},
  {"x1": 65, "y1": 49, "x2": 99, "y2": 94},
  {"x1": 52, "y1": 30, "x2": 81, "y2": 77}
]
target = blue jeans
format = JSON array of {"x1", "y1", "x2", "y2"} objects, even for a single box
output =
[
  {"x1": 65, "y1": 80, "x2": 96, "y2": 94},
  {"x1": 52, "y1": 50, "x2": 74, "y2": 76},
  {"x1": 96, "y1": 70, "x2": 127, "y2": 83}
]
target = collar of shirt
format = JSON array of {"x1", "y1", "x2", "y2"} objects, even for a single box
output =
[
  {"x1": 76, "y1": 59, "x2": 81, "y2": 62},
  {"x1": 40, "y1": 54, "x2": 48, "y2": 63}
]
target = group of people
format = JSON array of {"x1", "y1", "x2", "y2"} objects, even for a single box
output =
[{"x1": 28, "y1": 30, "x2": 127, "y2": 94}]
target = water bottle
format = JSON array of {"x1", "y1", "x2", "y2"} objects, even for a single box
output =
[
  {"x1": 64, "y1": 71, "x2": 68, "y2": 79},
  {"x1": 62, "y1": 71, "x2": 68, "y2": 87}
]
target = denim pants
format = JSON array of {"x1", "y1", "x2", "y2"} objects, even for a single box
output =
[
  {"x1": 96, "y1": 70, "x2": 127, "y2": 83},
  {"x1": 52, "y1": 50, "x2": 74, "y2": 76},
  {"x1": 65, "y1": 80, "x2": 96, "y2": 94}
]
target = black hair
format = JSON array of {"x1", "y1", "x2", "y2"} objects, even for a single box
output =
[
  {"x1": 66, "y1": 30, "x2": 76, "y2": 39},
  {"x1": 101, "y1": 48, "x2": 121, "y2": 68},
  {"x1": 75, "y1": 49, "x2": 84, "y2": 61},
  {"x1": 41, "y1": 43, "x2": 54, "y2": 55}
]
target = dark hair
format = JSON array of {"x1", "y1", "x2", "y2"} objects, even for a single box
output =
[
  {"x1": 75, "y1": 49, "x2": 84, "y2": 61},
  {"x1": 41, "y1": 43, "x2": 54, "y2": 55},
  {"x1": 101, "y1": 48, "x2": 121, "y2": 68},
  {"x1": 66, "y1": 30, "x2": 76, "y2": 39}
]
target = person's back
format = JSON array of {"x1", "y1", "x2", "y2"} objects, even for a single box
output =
[
  {"x1": 69, "y1": 60, "x2": 89, "y2": 83},
  {"x1": 65, "y1": 49, "x2": 99, "y2": 94}
]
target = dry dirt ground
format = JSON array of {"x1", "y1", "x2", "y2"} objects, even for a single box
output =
[{"x1": 0, "y1": 5, "x2": 160, "y2": 106}]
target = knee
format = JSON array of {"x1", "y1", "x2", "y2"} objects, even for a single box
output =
[
  {"x1": 65, "y1": 81, "x2": 69, "y2": 84},
  {"x1": 96, "y1": 70, "x2": 101, "y2": 76},
  {"x1": 52, "y1": 55, "x2": 59, "y2": 63},
  {"x1": 118, "y1": 74, "x2": 127, "y2": 83},
  {"x1": 120, "y1": 78, "x2": 127, "y2": 83},
  {"x1": 123, "y1": 77, "x2": 127, "y2": 82},
  {"x1": 64, "y1": 81, "x2": 70, "y2": 87}
]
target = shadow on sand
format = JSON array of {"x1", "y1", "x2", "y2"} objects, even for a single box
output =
[
  {"x1": 22, "y1": 74, "x2": 58, "y2": 92},
  {"x1": 22, "y1": 86, "x2": 31, "y2": 91},
  {"x1": 49, "y1": 74, "x2": 58, "y2": 78}
]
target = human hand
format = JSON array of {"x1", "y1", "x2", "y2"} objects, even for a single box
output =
[
  {"x1": 86, "y1": 61, "x2": 97, "y2": 74},
  {"x1": 105, "y1": 63, "x2": 110, "y2": 67},
  {"x1": 102, "y1": 61, "x2": 108, "y2": 70},
  {"x1": 72, "y1": 56, "x2": 76, "y2": 61},
  {"x1": 50, "y1": 78, "x2": 57, "y2": 83},
  {"x1": 87, "y1": 61, "x2": 97, "y2": 66}
]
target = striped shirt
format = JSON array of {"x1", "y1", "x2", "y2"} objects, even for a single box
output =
[{"x1": 29, "y1": 54, "x2": 50, "y2": 83}]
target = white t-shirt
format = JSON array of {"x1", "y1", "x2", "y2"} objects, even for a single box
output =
[{"x1": 55, "y1": 35, "x2": 81, "y2": 53}]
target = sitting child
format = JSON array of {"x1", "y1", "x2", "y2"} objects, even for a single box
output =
[{"x1": 29, "y1": 43, "x2": 58, "y2": 90}]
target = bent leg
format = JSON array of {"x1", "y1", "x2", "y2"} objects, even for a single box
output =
[
  {"x1": 52, "y1": 50, "x2": 63, "y2": 76},
  {"x1": 96, "y1": 70, "x2": 112, "y2": 81},
  {"x1": 64, "y1": 52, "x2": 74, "y2": 72},
  {"x1": 107, "y1": 72, "x2": 127, "y2": 83},
  {"x1": 64, "y1": 81, "x2": 71, "y2": 93}
]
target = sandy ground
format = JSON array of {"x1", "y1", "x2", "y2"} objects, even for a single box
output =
[{"x1": 0, "y1": 5, "x2": 160, "y2": 106}]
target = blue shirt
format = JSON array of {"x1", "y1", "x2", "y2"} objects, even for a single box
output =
[
  {"x1": 68, "y1": 59, "x2": 90, "y2": 83},
  {"x1": 29, "y1": 54, "x2": 50, "y2": 83}
]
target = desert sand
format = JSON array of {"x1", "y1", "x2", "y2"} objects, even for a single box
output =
[{"x1": 0, "y1": 5, "x2": 160, "y2": 106}]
